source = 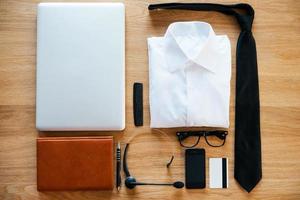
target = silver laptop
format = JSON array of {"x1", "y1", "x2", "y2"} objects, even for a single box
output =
[{"x1": 36, "y1": 3, "x2": 125, "y2": 131}]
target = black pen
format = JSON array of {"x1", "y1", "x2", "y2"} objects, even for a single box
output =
[{"x1": 116, "y1": 142, "x2": 121, "y2": 191}]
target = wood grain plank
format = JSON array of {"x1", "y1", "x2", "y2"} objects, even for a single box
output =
[{"x1": 0, "y1": 0, "x2": 299, "y2": 199}]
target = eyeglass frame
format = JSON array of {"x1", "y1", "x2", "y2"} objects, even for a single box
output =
[{"x1": 176, "y1": 130, "x2": 228, "y2": 148}]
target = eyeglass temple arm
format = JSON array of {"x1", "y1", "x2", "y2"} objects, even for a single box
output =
[
  {"x1": 205, "y1": 131, "x2": 228, "y2": 139},
  {"x1": 176, "y1": 131, "x2": 206, "y2": 141}
]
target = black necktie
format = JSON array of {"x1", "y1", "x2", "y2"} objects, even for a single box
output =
[{"x1": 148, "y1": 3, "x2": 262, "y2": 192}]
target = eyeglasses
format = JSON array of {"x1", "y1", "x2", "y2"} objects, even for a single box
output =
[{"x1": 176, "y1": 130, "x2": 228, "y2": 148}]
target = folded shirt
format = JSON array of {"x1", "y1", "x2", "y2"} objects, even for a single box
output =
[{"x1": 148, "y1": 22, "x2": 231, "y2": 128}]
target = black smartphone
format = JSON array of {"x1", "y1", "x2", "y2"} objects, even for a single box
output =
[{"x1": 185, "y1": 148, "x2": 205, "y2": 189}]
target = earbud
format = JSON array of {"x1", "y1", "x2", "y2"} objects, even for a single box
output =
[
  {"x1": 125, "y1": 176, "x2": 184, "y2": 189},
  {"x1": 124, "y1": 176, "x2": 137, "y2": 189}
]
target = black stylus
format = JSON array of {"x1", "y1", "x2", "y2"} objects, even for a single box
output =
[{"x1": 116, "y1": 142, "x2": 121, "y2": 191}]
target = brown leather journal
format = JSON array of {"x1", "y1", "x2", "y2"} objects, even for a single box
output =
[{"x1": 37, "y1": 136, "x2": 114, "y2": 191}]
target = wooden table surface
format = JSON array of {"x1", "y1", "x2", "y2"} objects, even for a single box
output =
[{"x1": 0, "y1": 0, "x2": 299, "y2": 199}]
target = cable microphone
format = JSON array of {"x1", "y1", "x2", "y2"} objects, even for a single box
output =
[
  {"x1": 125, "y1": 176, "x2": 184, "y2": 189},
  {"x1": 131, "y1": 181, "x2": 184, "y2": 188}
]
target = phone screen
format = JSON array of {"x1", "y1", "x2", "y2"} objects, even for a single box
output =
[{"x1": 185, "y1": 148, "x2": 205, "y2": 188}]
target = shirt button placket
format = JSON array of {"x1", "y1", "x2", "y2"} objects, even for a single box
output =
[{"x1": 185, "y1": 60, "x2": 193, "y2": 127}]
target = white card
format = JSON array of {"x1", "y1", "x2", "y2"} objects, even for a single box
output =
[{"x1": 209, "y1": 158, "x2": 228, "y2": 188}]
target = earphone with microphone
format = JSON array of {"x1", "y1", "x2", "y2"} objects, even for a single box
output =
[{"x1": 123, "y1": 143, "x2": 184, "y2": 189}]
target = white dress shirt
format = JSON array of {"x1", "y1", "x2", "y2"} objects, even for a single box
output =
[{"x1": 148, "y1": 22, "x2": 231, "y2": 128}]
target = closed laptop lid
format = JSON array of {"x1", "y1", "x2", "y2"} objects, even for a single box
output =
[{"x1": 36, "y1": 3, "x2": 125, "y2": 131}]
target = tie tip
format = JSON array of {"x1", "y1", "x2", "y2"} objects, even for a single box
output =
[{"x1": 235, "y1": 174, "x2": 262, "y2": 193}]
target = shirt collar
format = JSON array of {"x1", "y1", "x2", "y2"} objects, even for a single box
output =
[{"x1": 164, "y1": 22, "x2": 220, "y2": 73}]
